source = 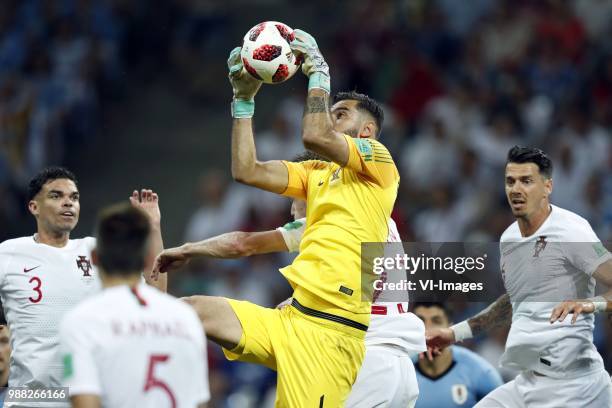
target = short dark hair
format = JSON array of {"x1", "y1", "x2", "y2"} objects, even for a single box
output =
[
  {"x1": 412, "y1": 302, "x2": 451, "y2": 320},
  {"x1": 28, "y1": 167, "x2": 77, "y2": 201},
  {"x1": 334, "y1": 91, "x2": 384, "y2": 137},
  {"x1": 96, "y1": 203, "x2": 150, "y2": 276},
  {"x1": 292, "y1": 151, "x2": 328, "y2": 162},
  {"x1": 506, "y1": 146, "x2": 553, "y2": 179}
]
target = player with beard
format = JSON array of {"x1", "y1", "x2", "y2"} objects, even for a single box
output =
[
  {"x1": 155, "y1": 152, "x2": 425, "y2": 408},
  {"x1": 426, "y1": 146, "x2": 612, "y2": 407},
  {"x1": 182, "y1": 29, "x2": 400, "y2": 406}
]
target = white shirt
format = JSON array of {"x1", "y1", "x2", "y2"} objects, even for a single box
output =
[
  {"x1": 0, "y1": 236, "x2": 101, "y2": 403},
  {"x1": 499, "y1": 205, "x2": 611, "y2": 378},
  {"x1": 278, "y1": 218, "x2": 426, "y2": 355},
  {"x1": 60, "y1": 283, "x2": 209, "y2": 408}
]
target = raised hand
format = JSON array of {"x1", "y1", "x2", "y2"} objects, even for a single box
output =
[
  {"x1": 228, "y1": 46, "x2": 262, "y2": 118},
  {"x1": 129, "y1": 189, "x2": 161, "y2": 227},
  {"x1": 151, "y1": 246, "x2": 190, "y2": 280},
  {"x1": 290, "y1": 29, "x2": 330, "y2": 92}
]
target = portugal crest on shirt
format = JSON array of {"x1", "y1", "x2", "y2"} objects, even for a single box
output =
[
  {"x1": 76, "y1": 256, "x2": 92, "y2": 276},
  {"x1": 451, "y1": 384, "x2": 468, "y2": 405},
  {"x1": 533, "y1": 236, "x2": 548, "y2": 258}
]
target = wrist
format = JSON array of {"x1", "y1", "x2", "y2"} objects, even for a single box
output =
[
  {"x1": 308, "y1": 72, "x2": 330, "y2": 93},
  {"x1": 589, "y1": 296, "x2": 608, "y2": 313},
  {"x1": 450, "y1": 321, "x2": 473, "y2": 342},
  {"x1": 231, "y1": 98, "x2": 255, "y2": 118},
  {"x1": 180, "y1": 243, "x2": 196, "y2": 257}
]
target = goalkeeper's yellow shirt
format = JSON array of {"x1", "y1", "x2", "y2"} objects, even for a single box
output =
[{"x1": 281, "y1": 135, "x2": 399, "y2": 328}]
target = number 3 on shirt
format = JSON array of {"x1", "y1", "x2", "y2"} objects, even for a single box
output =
[
  {"x1": 28, "y1": 277, "x2": 42, "y2": 303},
  {"x1": 144, "y1": 354, "x2": 177, "y2": 408}
]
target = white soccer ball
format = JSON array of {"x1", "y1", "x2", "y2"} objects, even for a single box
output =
[{"x1": 240, "y1": 21, "x2": 301, "y2": 84}]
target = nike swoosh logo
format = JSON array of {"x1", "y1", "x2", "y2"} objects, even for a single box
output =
[
  {"x1": 23, "y1": 266, "x2": 40, "y2": 273},
  {"x1": 318, "y1": 180, "x2": 324, "y2": 186}
]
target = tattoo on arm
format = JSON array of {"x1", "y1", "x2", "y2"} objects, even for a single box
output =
[
  {"x1": 304, "y1": 96, "x2": 328, "y2": 115},
  {"x1": 468, "y1": 294, "x2": 512, "y2": 336}
]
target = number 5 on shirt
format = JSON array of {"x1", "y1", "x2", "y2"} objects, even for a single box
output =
[{"x1": 144, "y1": 354, "x2": 176, "y2": 408}]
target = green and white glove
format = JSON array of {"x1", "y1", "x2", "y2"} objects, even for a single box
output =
[
  {"x1": 290, "y1": 29, "x2": 330, "y2": 93},
  {"x1": 227, "y1": 46, "x2": 262, "y2": 118}
]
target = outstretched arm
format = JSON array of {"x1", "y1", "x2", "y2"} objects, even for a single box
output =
[
  {"x1": 291, "y1": 30, "x2": 349, "y2": 166},
  {"x1": 227, "y1": 47, "x2": 289, "y2": 193},
  {"x1": 464, "y1": 294, "x2": 513, "y2": 336},
  {"x1": 301, "y1": 90, "x2": 349, "y2": 166},
  {"x1": 425, "y1": 294, "x2": 512, "y2": 357},
  {"x1": 153, "y1": 230, "x2": 287, "y2": 277},
  {"x1": 231, "y1": 118, "x2": 289, "y2": 193},
  {"x1": 129, "y1": 189, "x2": 167, "y2": 292},
  {"x1": 550, "y1": 259, "x2": 612, "y2": 324}
]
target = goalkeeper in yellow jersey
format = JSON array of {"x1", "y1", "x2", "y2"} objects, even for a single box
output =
[{"x1": 179, "y1": 29, "x2": 399, "y2": 407}]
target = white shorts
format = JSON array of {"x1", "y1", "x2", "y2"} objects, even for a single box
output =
[
  {"x1": 474, "y1": 369, "x2": 612, "y2": 408},
  {"x1": 345, "y1": 345, "x2": 419, "y2": 408}
]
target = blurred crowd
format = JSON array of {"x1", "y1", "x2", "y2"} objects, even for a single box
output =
[
  {"x1": 0, "y1": 0, "x2": 128, "y2": 240},
  {"x1": 1, "y1": 0, "x2": 612, "y2": 406}
]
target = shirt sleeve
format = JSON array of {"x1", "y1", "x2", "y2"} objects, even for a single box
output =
[
  {"x1": 281, "y1": 160, "x2": 325, "y2": 199},
  {"x1": 343, "y1": 135, "x2": 399, "y2": 188},
  {"x1": 277, "y1": 218, "x2": 306, "y2": 252},
  {"x1": 0, "y1": 242, "x2": 13, "y2": 289},
  {"x1": 564, "y1": 221, "x2": 612, "y2": 276},
  {"x1": 60, "y1": 312, "x2": 102, "y2": 396}
]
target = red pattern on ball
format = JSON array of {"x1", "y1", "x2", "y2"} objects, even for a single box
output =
[
  {"x1": 248, "y1": 23, "x2": 266, "y2": 41},
  {"x1": 253, "y1": 44, "x2": 282, "y2": 62},
  {"x1": 272, "y1": 64, "x2": 289, "y2": 82},
  {"x1": 242, "y1": 57, "x2": 262, "y2": 80},
  {"x1": 294, "y1": 54, "x2": 303, "y2": 66},
  {"x1": 275, "y1": 24, "x2": 295, "y2": 43}
]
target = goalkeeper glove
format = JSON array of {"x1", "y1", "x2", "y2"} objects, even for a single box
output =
[
  {"x1": 290, "y1": 29, "x2": 330, "y2": 93},
  {"x1": 227, "y1": 46, "x2": 262, "y2": 118}
]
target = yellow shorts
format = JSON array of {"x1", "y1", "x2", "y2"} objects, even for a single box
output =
[{"x1": 223, "y1": 299, "x2": 366, "y2": 408}]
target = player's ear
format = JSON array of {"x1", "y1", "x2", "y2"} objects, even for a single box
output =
[
  {"x1": 359, "y1": 120, "x2": 376, "y2": 139},
  {"x1": 544, "y1": 177, "x2": 553, "y2": 196},
  {"x1": 91, "y1": 249, "x2": 99, "y2": 266},
  {"x1": 28, "y1": 200, "x2": 39, "y2": 216}
]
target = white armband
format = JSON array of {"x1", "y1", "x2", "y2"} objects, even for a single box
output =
[
  {"x1": 451, "y1": 320, "x2": 473, "y2": 342},
  {"x1": 590, "y1": 296, "x2": 608, "y2": 313}
]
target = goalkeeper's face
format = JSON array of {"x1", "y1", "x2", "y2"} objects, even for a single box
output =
[{"x1": 331, "y1": 100, "x2": 376, "y2": 139}]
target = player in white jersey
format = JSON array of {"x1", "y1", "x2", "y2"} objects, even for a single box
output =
[
  {"x1": 426, "y1": 146, "x2": 612, "y2": 407},
  {"x1": 154, "y1": 197, "x2": 426, "y2": 407},
  {"x1": 0, "y1": 167, "x2": 166, "y2": 407},
  {"x1": 60, "y1": 203, "x2": 209, "y2": 408}
]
